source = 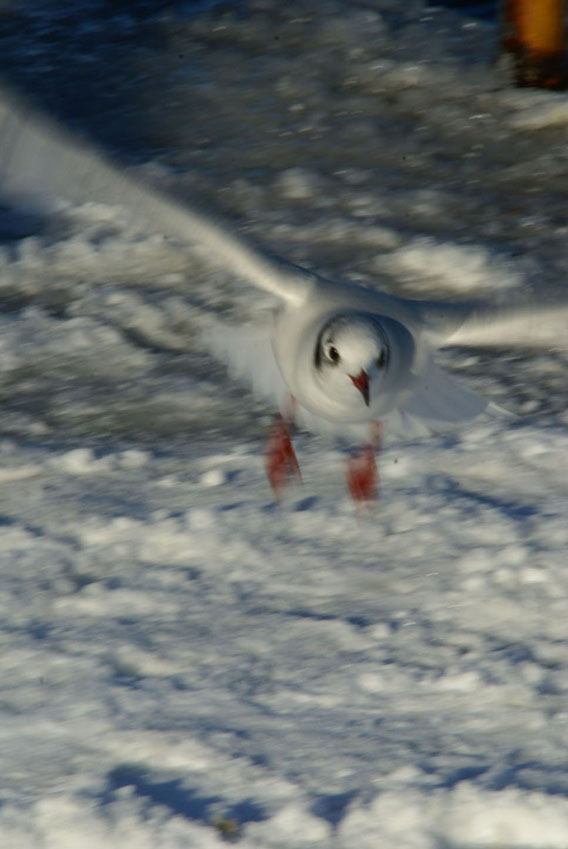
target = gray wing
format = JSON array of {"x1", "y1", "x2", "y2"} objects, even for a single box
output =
[
  {"x1": 0, "y1": 85, "x2": 310, "y2": 306},
  {"x1": 400, "y1": 361, "x2": 489, "y2": 424}
]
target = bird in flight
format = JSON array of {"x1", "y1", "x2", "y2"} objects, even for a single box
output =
[{"x1": 1, "y1": 87, "x2": 565, "y2": 502}]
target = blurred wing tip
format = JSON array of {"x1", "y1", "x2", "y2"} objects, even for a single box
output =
[{"x1": 444, "y1": 302, "x2": 568, "y2": 351}]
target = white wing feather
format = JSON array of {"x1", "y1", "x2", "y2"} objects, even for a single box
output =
[
  {"x1": 205, "y1": 320, "x2": 287, "y2": 411},
  {"x1": 0, "y1": 85, "x2": 310, "y2": 306},
  {"x1": 399, "y1": 361, "x2": 488, "y2": 423},
  {"x1": 444, "y1": 304, "x2": 568, "y2": 350},
  {"x1": 419, "y1": 300, "x2": 568, "y2": 352}
]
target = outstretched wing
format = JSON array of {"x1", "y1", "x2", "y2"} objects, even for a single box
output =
[
  {"x1": 399, "y1": 360, "x2": 490, "y2": 423},
  {"x1": 418, "y1": 299, "x2": 568, "y2": 352},
  {"x1": 444, "y1": 303, "x2": 568, "y2": 351},
  {"x1": 204, "y1": 318, "x2": 287, "y2": 410},
  {"x1": 0, "y1": 85, "x2": 310, "y2": 306}
]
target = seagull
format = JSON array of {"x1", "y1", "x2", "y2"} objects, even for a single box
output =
[{"x1": 1, "y1": 86, "x2": 566, "y2": 501}]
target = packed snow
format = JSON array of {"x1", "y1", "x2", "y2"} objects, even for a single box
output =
[{"x1": 0, "y1": 1, "x2": 568, "y2": 846}]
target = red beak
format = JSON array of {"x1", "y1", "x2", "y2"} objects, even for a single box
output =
[{"x1": 349, "y1": 370, "x2": 370, "y2": 406}]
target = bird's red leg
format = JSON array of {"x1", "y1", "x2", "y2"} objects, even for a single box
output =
[
  {"x1": 347, "y1": 421, "x2": 382, "y2": 503},
  {"x1": 264, "y1": 400, "x2": 301, "y2": 500}
]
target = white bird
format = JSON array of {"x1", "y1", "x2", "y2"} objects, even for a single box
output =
[{"x1": 1, "y1": 86, "x2": 566, "y2": 501}]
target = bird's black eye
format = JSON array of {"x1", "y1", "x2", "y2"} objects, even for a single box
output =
[
  {"x1": 377, "y1": 347, "x2": 388, "y2": 368},
  {"x1": 326, "y1": 345, "x2": 340, "y2": 364}
]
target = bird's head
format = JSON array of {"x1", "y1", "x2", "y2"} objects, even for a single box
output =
[{"x1": 314, "y1": 314, "x2": 391, "y2": 413}]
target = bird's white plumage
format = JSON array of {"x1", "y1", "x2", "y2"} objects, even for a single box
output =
[
  {"x1": 209, "y1": 314, "x2": 489, "y2": 443},
  {"x1": 1, "y1": 84, "x2": 566, "y2": 446}
]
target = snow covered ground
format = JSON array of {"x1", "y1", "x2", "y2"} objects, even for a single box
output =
[{"x1": 1, "y1": 1, "x2": 568, "y2": 846}]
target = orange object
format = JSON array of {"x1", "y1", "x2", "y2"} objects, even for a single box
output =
[{"x1": 501, "y1": 0, "x2": 567, "y2": 89}]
